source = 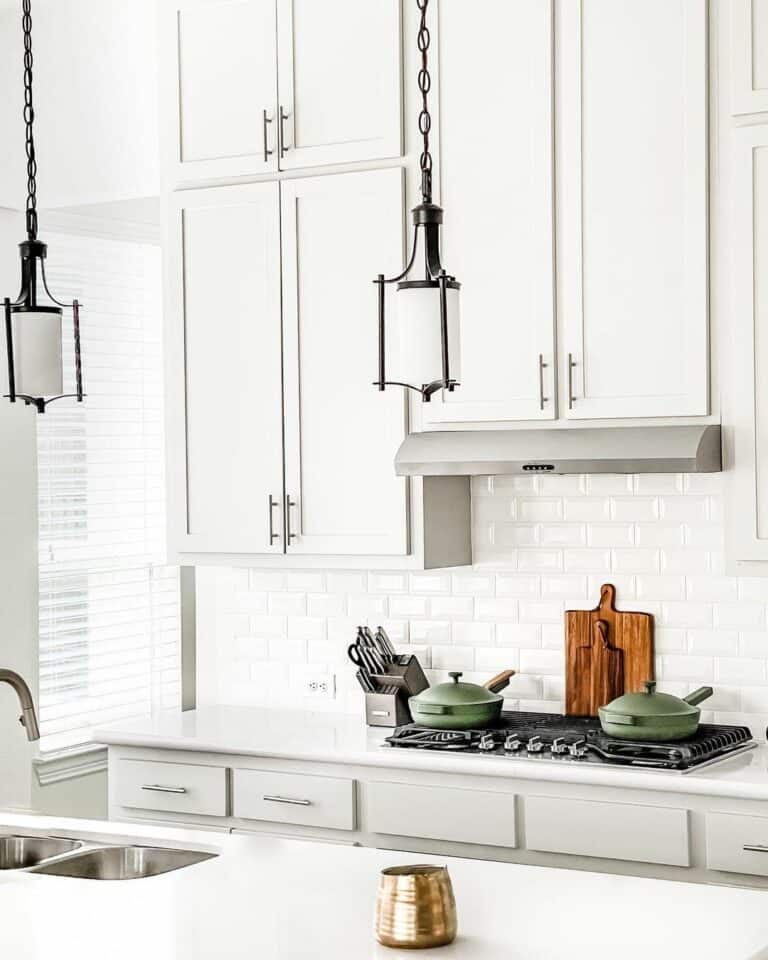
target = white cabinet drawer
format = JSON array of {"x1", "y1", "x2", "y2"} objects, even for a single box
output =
[
  {"x1": 115, "y1": 759, "x2": 227, "y2": 817},
  {"x1": 233, "y1": 770, "x2": 355, "y2": 831},
  {"x1": 707, "y1": 812, "x2": 768, "y2": 877},
  {"x1": 365, "y1": 781, "x2": 517, "y2": 848},
  {"x1": 525, "y1": 796, "x2": 690, "y2": 866}
]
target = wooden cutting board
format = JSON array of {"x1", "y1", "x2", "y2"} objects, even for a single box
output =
[{"x1": 565, "y1": 583, "x2": 654, "y2": 716}]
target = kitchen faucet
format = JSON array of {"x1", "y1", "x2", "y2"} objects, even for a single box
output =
[{"x1": 0, "y1": 669, "x2": 40, "y2": 741}]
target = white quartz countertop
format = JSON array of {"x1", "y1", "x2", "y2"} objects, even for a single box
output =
[
  {"x1": 97, "y1": 705, "x2": 768, "y2": 801},
  {"x1": 2, "y1": 811, "x2": 768, "y2": 960}
]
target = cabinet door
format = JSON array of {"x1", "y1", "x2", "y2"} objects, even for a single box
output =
[
  {"x1": 165, "y1": 182, "x2": 285, "y2": 556},
  {"x1": 559, "y1": 0, "x2": 708, "y2": 419},
  {"x1": 731, "y1": 0, "x2": 768, "y2": 115},
  {"x1": 276, "y1": 0, "x2": 402, "y2": 170},
  {"x1": 161, "y1": 0, "x2": 278, "y2": 184},
  {"x1": 423, "y1": 0, "x2": 556, "y2": 426},
  {"x1": 727, "y1": 127, "x2": 768, "y2": 564},
  {"x1": 281, "y1": 169, "x2": 408, "y2": 556}
]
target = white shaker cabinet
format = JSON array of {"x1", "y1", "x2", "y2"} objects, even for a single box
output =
[
  {"x1": 558, "y1": 0, "x2": 708, "y2": 420},
  {"x1": 276, "y1": 0, "x2": 403, "y2": 170},
  {"x1": 731, "y1": 0, "x2": 768, "y2": 115},
  {"x1": 162, "y1": 0, "x2": 402, "y2": 186},
  {"x1": 162, "y1": 0, "x2": 279, "y2": 182},
  {"x1": 726, "y1": 126, "x2": 768, "y2": 565},
  {"x1": 164, "y1": 181, "x2": 285, "y2": 556},
  {"x1": 423, "y1": 0, "x2": 555, "y2": 426},
  {"x1": 280, "y1": 170, "x2": 408, "y2": 556}
]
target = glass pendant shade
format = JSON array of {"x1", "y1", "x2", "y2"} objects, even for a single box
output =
[
  {"x1": 12, "y1": 308, "x2": 64, "y2": 397},
  {"x1": 394, "y1": 280, "x2": 461, "y2": 388}
]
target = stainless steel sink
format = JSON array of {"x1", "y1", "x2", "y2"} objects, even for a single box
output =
[
  {"x1": 31, "y1": 845, "x2": 216, "y2": 880},
  {"x1": 0, "y1": 835, "x2": 83, "y2": 870}
]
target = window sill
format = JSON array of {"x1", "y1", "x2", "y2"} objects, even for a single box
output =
[{"x1": 33, "y1": 744, "x2": 108, "y2": 787}]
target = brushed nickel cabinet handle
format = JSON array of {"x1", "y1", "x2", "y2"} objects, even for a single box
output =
[
  {"x1": 285, "y1": 496, "x2": 297, "y2": 542},
  {"x1": 743, "y1": 844, "x2": 768, "y2": 853},
  {"x1": 262, "y1": 109, "x2": 273, "y2": 163},
  {"x1": 263, "y1": 795, "x2": 311, "y2": 806},
  {"x1": 141, "y1": 784, "x2": 187, "y2": 795},
  {"x1": 268, "y1": 495, "x2": 280, "y2": 545},
  {"x1": 279, "y1": 105, "x2": 290, "y2": 158},
  {"x1": 538, "y1": 354, "x2": 549, "y2": 411},
  {"x1": 567, "y1": 353, "x2": 577, "y2": 409}
]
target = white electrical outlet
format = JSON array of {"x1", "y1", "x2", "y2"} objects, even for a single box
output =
[{"x1": 298, "y1": 669, "x2": 336, "y2": 699}]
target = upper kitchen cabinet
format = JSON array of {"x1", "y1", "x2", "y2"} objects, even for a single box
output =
[
  {"x1": 160, "y1": 0, "x2": 403, "y2": 187},
  {"x1": 726, "y1": 125, "x2": 768, "y2": 567},
  {"x1": 731, "y1": 0, "x2": 768, "y2": 115},
  {"x1": 164, "y1": 169, "x2": 471, "y2": 568},
  {"x1": 164, "y1": 181, "x2": 285, "y2": 556},
  {"x1": 161, "y1": 0, "x2": 279, "y2": 182},
  {"x1": 422, "y1": 0, "x2": 555, "y2": 427},
  {"x1": 559, "y1": 0, "x2": 708, "y2": 420},
  {"x1": 275, "y1": 0, "x2": 403, "y2": 170},
  {"x1": 280, "y1": 169, "x2": 408, "y2": 556}
]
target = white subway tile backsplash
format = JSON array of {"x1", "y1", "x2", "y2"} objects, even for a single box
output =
[{"x1": 197, "y1": 472, "x2": 768, "y2": 736}]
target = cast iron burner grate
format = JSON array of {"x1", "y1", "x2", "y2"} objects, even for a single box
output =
[{"x1": 384, "y1": 711, "x2": 755, "y2": 771}]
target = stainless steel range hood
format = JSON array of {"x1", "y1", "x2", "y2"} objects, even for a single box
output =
[{"x1": 395, "y1": 425, "x2": 722, "y2": 476}]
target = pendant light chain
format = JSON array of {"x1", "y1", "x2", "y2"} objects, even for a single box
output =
[
  {"x1": 22, "y1": 0, "x2": 38, "y2": 241},
  {"x1": 417, "y1": 0, "x2": 433, "y2": 204}
]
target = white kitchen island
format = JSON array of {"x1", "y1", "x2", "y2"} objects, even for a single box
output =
[{"x1": 1, "y1": 812, "x2": 767, "y2": 960}]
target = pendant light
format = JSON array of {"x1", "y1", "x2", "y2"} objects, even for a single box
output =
[
  {"x1": 373, "y1": 0, "x2": 460, "y2": 402},
  {"x1": 3, "y1": 0, "x2": 84, "y2": 414}
]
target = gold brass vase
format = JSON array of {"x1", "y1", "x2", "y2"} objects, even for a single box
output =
[{"x1": 375, "y1": 864, "x2": 457, "y2": 949}]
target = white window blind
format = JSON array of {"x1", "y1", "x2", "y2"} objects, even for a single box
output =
[{"x1": 37, "y1": 227, "x2": 181, "y2": 752}]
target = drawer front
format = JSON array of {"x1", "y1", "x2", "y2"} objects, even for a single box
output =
[
  {"x1": 707, "y1": 812, "x2": 768, "y2": 877},
  {"x1": 115, "y1": 759, "x2": 227, "y2": 817},
  {"x1": 525, "y1": 796, "x2": 690, "y2": 866},
  {"x1": 233, "y1": 770, "x2": 355, "y2": 831},
  {"x1": 366, "y1": 781, "x2": 517, "y2": 848}
]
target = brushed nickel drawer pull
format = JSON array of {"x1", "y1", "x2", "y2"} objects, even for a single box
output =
[
  {"x1": 743, "y1": 844, "x2": 768, "y2": 853},
  {"x1": 263, "y1": 795, "x2": 312, "y2": 806},
  {"x1": 262, "y1": 109, "x2": 273, "y2": 163},
  {"x1": 141, "y1": 784, "x2": 187, "y2": 795},
  {"x1": 538, "y1": 354, "x2": 549, "y2": 410}
]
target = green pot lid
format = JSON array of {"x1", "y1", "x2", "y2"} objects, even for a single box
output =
[
  {"x1": 602, "y1": 681, "x2": 698, "y2": 719},
  {"x1": 413, "y1": 672, "x2": 501, "y2": 707}
]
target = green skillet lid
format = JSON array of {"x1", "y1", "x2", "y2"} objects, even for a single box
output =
[
  {"x1": 602, "y1": 681, "x2": 700, "y2": 719},
  {"x1": 413, "y1": 671, "x2": 501, "y2": 707}
]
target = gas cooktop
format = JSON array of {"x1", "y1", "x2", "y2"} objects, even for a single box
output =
[{"x1": 384, "y1": 711, "x2": 756, "y2": 772}]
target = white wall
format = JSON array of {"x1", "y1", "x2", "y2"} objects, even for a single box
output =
[
  {"x1": 197, "y1": 472, "x2": 768, "y2": 740},
  {"x1": 0, "y1": 0, "x2": 159, "y2": 209},
  {"x1": 0, "y1": 207, "x2": 38, "y2": 810}
]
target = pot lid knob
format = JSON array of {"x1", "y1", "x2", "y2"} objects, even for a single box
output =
[
  {"x1": 449, "y1": 671, "x2": 463, "y2": 684},
  {"x1": 644, "y1": 680, "x2": 657, "y2": 695}
]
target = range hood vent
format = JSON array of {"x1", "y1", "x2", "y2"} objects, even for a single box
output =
[{"x1": 395, "y1": 425, "x2": 722, "y2": 477}]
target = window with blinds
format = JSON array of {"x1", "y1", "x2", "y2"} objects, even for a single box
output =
[{"x1": 37, "y1": 226, "x2": 181, "y2": 752}]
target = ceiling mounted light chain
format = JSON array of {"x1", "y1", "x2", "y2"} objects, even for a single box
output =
[
  {"x1": 373, "y1": 0, "x2": 461, "y2": 402},
  {"x1": 3, "y1": 0, "x2": 84, "y2": 414}
]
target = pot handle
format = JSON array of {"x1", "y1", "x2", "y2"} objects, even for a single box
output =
[
  {"x1": 683, "y1": 686, "x2": 713, "y2": 707},
  {"x1": 415, "y1": 703, "x2": 447, "y2": 715},
  {"x1": 603, "y1": 713, "x2": 637, "y2": 726},
  {"x1": 484, "y1": 670, "x2": 516, "y2": 694}
]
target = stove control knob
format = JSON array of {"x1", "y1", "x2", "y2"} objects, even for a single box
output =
[
  {"x1": 551, "y1": 736, "x2": 568, "y2": 755},
  {"x1": 526, "y1": 735, "x2": 544, "y2": 753},
  {"x1": 478, "y1": 733, "x2": 496, "y2": 752},
  {"x1": 568, "y1": 739, "x2": 588, "y2": 758},
  {"x1": 504, "y1": 735, "x2": 523, "y2": 752}
]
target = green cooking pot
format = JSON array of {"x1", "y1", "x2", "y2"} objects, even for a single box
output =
[
  {"x1": 409, "y1": 670, "x2": 515, "y2": 730},
  {"x1": 598, "y1": 680, "x2": 713, "y2": 742}
]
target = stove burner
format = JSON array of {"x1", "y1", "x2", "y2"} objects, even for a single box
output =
[{"x1": 384, "y1": 712, "x2": 755, "y2": 771}]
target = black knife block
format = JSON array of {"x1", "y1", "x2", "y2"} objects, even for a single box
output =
[{"x1": 364, "y1": 654, "x2": 429, "y2": 728}]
